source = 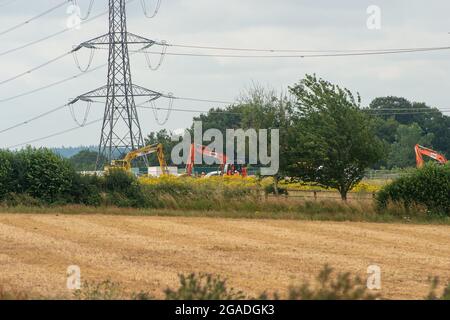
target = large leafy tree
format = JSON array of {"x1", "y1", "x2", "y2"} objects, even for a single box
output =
[
  {"x1": 370, "y1": 96, "x2": 450, "y2": 158},
  {"x1": 12, "y1": 147, "x2": 75, "y2": 203},
  {"x1": 69, "y1": 150, "x2": 106, "y2": 171},
  {"x1": 0, "y1": 150, "x2": 14, "y2": 198},
  {"x1": 387, "y1": 123, "x2": 434, "y2": 169},
  {"x1": 193, "y1": 85, "x2": 293, "y2": 179},
  {"x1": 287, "y1": 74, "x2": 385, "y2": 200}
]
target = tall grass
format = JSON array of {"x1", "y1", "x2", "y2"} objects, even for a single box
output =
[
  {"x1": 3, "y1": 266, "x2": 449, "y2": 300},
  {"x1": 1, "y1": 174, "x2": 449, "y2": 224}
]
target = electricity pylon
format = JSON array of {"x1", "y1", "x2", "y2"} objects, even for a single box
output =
[{"x1": 70, "y1": 0, "x2": 166, "y2": 168}]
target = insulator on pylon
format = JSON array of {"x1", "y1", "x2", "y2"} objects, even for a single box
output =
[
  {"x1": 72, "y1": 46, "x2": 95, "y2": 72},
  {"x1": 69, "y1": 99, "x2": 92, "y2": 127},
  {"x1": 141, "y1": 0, "x2": 162, "y2": 18},
  {"x1": 150, "y1": 93, "x2": 173, "y2": 125},
  {"x1": 143, "y1": 41, "x2": 167, "y2": 71},
  {"x1": 72, "y1": 0, "x2": 95, "y2": 20}
]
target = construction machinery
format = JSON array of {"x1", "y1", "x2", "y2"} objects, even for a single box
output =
[
  {"x1": 106, "y1": 143, "x2": 169, "y2": 175},
  {"x1": 414, "y1": 144, "x2": 448, "y2": 168},
  {"x1": 186, "y1": 144, "x2": 247, "y2": 177}
]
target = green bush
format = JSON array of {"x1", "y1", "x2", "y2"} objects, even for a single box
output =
[
  {"x1": 69, "y1": 174, "x2": 102, "y2": 206},
  {"x1": 282, "y1": 265, "x2": 379, "y2": 300},
  {"x1": 103, "y1": 170, "x2": 147, "y2": 208},
  {"x1": 3, "y1": 193, "x2": 43, "y2": 207},
  {"x1": 164, "y1": 273, "x2": 245, "y2": 300},
  {"x1": 0, "y1": 150, "x2": 14, "y2": 199},
  {"x1": 73, "y1": 280, "x2": 122, "y2": 300},
  {"x1": 426, "y1": 278, "x2": 450, "y2": 300},
  {"x1": 264, "y1": 184, "x2": 288, "y2": 196},
  {"x1": 12, "y1": 148, "x2": 74, "y2": 203},
  {"x1": 377, "y1": 164, "x2": 450, "y2": 216}
]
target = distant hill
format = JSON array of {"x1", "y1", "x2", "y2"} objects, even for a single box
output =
[{"x1": 51, "y1": 146, "x2": 97, "y2": 158}]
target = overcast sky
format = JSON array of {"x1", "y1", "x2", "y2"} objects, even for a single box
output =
[{"x1": 1, "y1": 0, "x2": 450, "y2": 149}]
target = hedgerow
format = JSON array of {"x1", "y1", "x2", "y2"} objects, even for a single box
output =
[{"x1": 377, "y1": 164, "x2": 450, "y2": 216}]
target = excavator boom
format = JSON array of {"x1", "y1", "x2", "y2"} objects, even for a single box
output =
[
  {"x1": 107, "y1": 143, "x2": 169, "y2": 175},
  {"x1": 415, "y1": 144, "x2": 448, "y2": 168},
  {"x1": 186, "y1": 144, "x2": 227, "y2": 176},
  {"x1": 186, "y1": 143, "x2": 247, "y2": 177}
]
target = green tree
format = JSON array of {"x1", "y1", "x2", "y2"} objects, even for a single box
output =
[
  {"x1": 377, "y1": 163, "x2": 450, "y2": 216},
  {"x1": 193, "y1": 85, "x2": 292, "y2": 172},
  {"x1": 145, "y1": 129, "x2": 180, "y2": 166},
  {"x1": 69, "y1": 150, "x2": 106, "y2": 171},
  {"x1": 370, "y1": 96, "x2": 450, "y2": 158},
  {"x1": 0, "y1": 150, "x2": 14, "y2": 198},
  {"x1": 13, "y1": 147, "x2": 75, "y2": 203},
  {"x1": 287, "y1": 74, "x2": 385, "y2": 200},
  {"x1": 387, "y1": 123, "x2": 434, "y2": 169},
  {"x1": 370, "y1": 96, "x2": 429, "y2": 125}
]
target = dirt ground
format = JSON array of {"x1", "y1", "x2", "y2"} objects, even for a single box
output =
[{"x1": 0, "y1": 214, "x2": 449, "y2": 299}]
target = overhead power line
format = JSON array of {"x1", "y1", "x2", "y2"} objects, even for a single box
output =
[
  {"x1": 0, "y1": 0, "x2": 22, "y2": 9},
  {"x1": 0, "y1": 0, "x2": 137, "y2": 58},
  {"x1": 168, "y1": 43, "x2": 450, "y2": 54},
  {"x1": 141, "y1": 45, "x2": 450, "y2": 59},
  {"x1": 0, "y1": 51, "x2": 73, "y2": 86},
  {"x1": 4, "y1": 42, "x2": 450, "y2": 97},
  {"x1": 6, "y1": 118, "x2": 102, "y2": 149},
  {"x1": 0, "y1": 103, "x2": 68, "y2": 134},
  {"x1": 2, "y1": 97, "x2": 449, "y2": 137},
  {"x1": 4, "y1": 105, "x2": 450, "y2": 149},
  {"x1": 173, "y1": 96, "x2": 234, "y2": 105},
  {"x1": 0, "y1": 63, "x2": 107, "y2": 103},
  {"x1": 0, "y1": 0, "x2": 69, "y2": 37}
]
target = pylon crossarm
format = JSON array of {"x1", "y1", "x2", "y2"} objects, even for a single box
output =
[
  {"x1": 126, "y1": 32, "x2": 157, "y2": 46},
  {"x1": 73, "y1": 34, "x2": 110, "y2": 51},
  {"x1": 71, "y1": 85, "x2": 163, "y2": 102},
  {"x1": 74, "y1": 33, "x2": 159, "y2": 52},
  {"x1": 131, "y1": 84, "x2": 163, "y2": 98}
]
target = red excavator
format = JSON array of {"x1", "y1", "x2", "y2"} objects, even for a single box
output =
[
  {"x1": 414, "y1": 144, "x2": 448, "y2": 168},
  {"x1": 186, "y1": 144, "x2": 247, "y2": 177}
]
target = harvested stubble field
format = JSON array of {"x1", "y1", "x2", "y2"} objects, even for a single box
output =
[{"x1": 0, "y1": 213, "x2": 449, "y2": 299}]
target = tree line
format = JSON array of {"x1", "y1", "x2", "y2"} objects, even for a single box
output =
[{"x1": 66, "y1": 74, "x2": 450, "y2": 200}]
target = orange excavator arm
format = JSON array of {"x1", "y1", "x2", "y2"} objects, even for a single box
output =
[
  {"x1": 186, "y1": 144, "x2": 227, "y2": 176},
  {"x1": 415, "y1": 144, "x2": 448, "y2": 168}
]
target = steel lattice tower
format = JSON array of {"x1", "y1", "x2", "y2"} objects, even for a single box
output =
[{"x1": 70, "y1": 0, "x2": 165, "y2": 167}]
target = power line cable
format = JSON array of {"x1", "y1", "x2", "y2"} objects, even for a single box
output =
[
  {"x1": 0, "y1": 37, "x2": 154, "y2": 103},
  {"x1": 167, "y1": 43, "x2": 441, "y2": 53},
  {"x1": 0, "y1": 0, "x2": 22, "y2": 9},
  {"x1": 0, "y1": 103, "x2": 68, "y2": 134},
  {"x1": 173, "y1": 96, "x2": 234, "y2": 104},
  {"x1": 0, "y1": 0, "x2": 137, "y2": 58},
  {"x1": 4, "y1": 105, "x2": 450, "y2": 148},
  {"x1": 0, "y1": 96, "x2": 234, "y2": 134},
  {"x1": 0, "y1": 63, "x2": 107, "y2": 103},
  {"x1": 140, "y1": 0, "x2": 162, "y2": 18},
  {"x1": 141, "y1": 45, "x2": 450, "y2": 59},
  {"x1": 0, "y1": 27, "x2": 69, "y2": 58},
  {"x1": 0, "y1": 0, "x2": 70, "y2": 37},
  {"x1": 5, "y1": 42, "x2": 450, "y2": 99},
  {"x1": 6, "y1": 118, "x2": 102, "y2": 149},
  {"x1": 72, "y1": 0, "x2": 95, "y2": 20},
  {"x1": 0, "y1": 50, "x2": 73, "y2": 86}
]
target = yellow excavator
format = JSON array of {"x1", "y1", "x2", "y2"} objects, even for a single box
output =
[{"x1": 106, "y1": 143, "x2": 169, "y2": 175}]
